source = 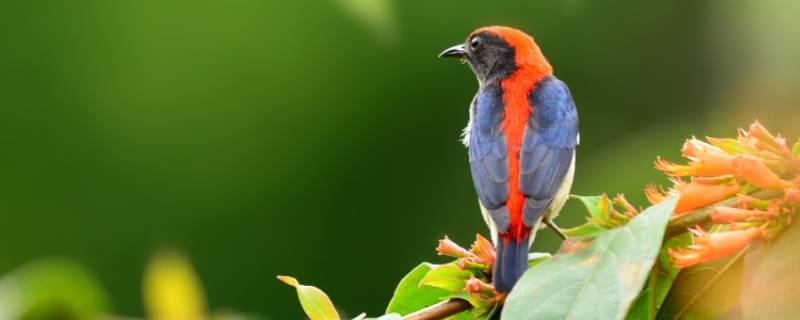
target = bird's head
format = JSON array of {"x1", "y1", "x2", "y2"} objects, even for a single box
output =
[{"x1": 440, "y1": 26, "x2": 552, "y2": 84}]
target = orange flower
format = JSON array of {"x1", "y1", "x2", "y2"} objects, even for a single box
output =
[
  {"x1": 437, "y1": 236, "x2": 474, "y2": 259},
  {"x1": 670, "y1": 227, "x2": 764, "y2": 268},
  {"x1": 733, "y1": 155, "x2": 792, "y2": 189},
  {"x1": 612, "y1": 194, "x2": 638, "y2": 217},
  {"x1": 747, "y1": 121, "x2": 791, "y2": 157},
  {"x1": 785, "y1": 187, "x2": 800, "y2": 205},
  {"x1": 466, "y1": 276, "x2": 496, "y2": 294},
  {"x1": 656, "y1": 138, "x2": 737, "y2": 177},
  {"x1": 710, "y1": 206, "x2": 771, "y2": 224},
  {"x1": 466, "y1": 276, "x2": 503, "y2": 304},
  {"x1": 469, "y1": 234, "x2": 495, "y2": 267},
  {"x1": 644, "y1": 184, "x2": 668, "y2": 205},
  {"x1": 673, "y1": 178, "x2": 742, "y2": 214}
]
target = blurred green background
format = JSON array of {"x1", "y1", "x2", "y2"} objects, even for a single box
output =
[{"x1": 0, "y1": 0, "x2": 798, "y2": 318}]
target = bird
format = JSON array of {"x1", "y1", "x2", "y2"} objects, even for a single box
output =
[{"x1": 439, "y1": 26, "x2": 579, "y2": 292}]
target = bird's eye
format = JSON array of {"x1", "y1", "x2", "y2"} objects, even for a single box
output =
[{"x1": 470, "y1": 37, "x2": 481, "y2": 50}]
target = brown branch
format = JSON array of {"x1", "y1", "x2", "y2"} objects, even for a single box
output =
[{"x1": 402, "y1": 299, "x2": 472, "y2": 320}]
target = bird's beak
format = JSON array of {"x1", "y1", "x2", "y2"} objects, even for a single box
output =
[{"x1": 439, "y1": 44, "x2": 467, "y2": 58}]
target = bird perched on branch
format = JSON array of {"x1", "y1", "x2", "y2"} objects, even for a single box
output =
[{"x1": 440, "y1": 26, "x2": 579, "y2": 292}]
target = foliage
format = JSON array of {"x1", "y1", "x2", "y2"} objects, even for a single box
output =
[
  {"x1": 1, "y1": 121, "x2": 798, "y2": 320},
  {"x1": 503, "y1": 196, "x2": 677, "y2": 320},
  {"x1": 277, "y1": 121, "x2": 800, "y2": 320}
]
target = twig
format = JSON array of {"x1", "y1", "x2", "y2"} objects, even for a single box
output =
[{"x1": 402, "y1": 299, "x2": 472, "y2": 320}]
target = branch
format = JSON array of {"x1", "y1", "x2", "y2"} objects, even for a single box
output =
[{"x1": 402, "y1": 299, "x2": 472, "y2": 320}]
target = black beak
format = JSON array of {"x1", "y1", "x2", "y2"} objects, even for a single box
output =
[{"x1": 439, "y1": 44, "x2": 466, "y2": 58}]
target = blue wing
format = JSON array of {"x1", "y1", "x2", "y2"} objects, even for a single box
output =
[
  {"x1": 520, "y1": 76, "x2": 579, "y2": 226},
  {"x1": 468, "y1": 85, "x2": 511, "y2": 232}
]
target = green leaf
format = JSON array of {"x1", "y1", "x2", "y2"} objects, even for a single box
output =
[
  {"x1": 626, "y1": 232, "x2": 691, "y2": 320},
  {"x1": 386, "y1": 263, "x2": 450, "y2": 315},
  {"x1": 655, "y1": 250, "x2": 746, "y2": 320},
  {"x1": 278, "y1": 276, "x2": 340, "y2": 320},
  {"x1": 706, "y1": 137, "x2": 746, "y2": 155},
  {"x1": 527, "y1": 253, "x2": 551, "y2": 268},
  {"x1": 0, "y1": 258, "x2": 110, "y2": 320},
  {"x1": 563, "y1": 222, "x2": 607, "y2": 239},
  {"x1": 502, "y1": 196, "x2": 678, "y2": 320},
  {"x1": 419, "y1": 264, "x2": 471, "y2": 292},
  {"x1": 740, "y1": 217, "x2": 800, "y2": 319},
  {"x1": 793, "y1": 138, "x2": 800, "y2": 157},
  {"x1": 572, "y1": 195, "x2": 607, "y2": 220}
]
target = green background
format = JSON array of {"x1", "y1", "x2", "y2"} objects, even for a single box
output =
[{"x1": 1, "y1": 0, "x2": 797, "y2": 318}]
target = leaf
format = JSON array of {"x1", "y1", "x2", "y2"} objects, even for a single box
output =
[
  {"x1": 0, "y1": 258, "x2": 109, "y2": 320},
  {"x1": 502, "y1": 196, "x2": 678, "y2": 320},
  {"x1": 145, "y1": 251, "x2": 207, "y2": 320},
  {"x1": 278, "y1": 276, "x2": 340, "y2": 320},
  {"x1": 626, "y1": 232, "x2": 691, "y2": 320},
  {"x1": 527, "y1": 253, "x2": 551, "y2": 268},
  {"x1": 419, "y1": 264, "x2": 471, "y2": 292},
  {"x1": 655, "y1": 249, "x2": 746, "y2": 320},
  {"x1": 740, "y1": 217, "x2": 800, "y2": 319},
  {"x1": 706, "y1": 137, "x2": 746, "y2": 155},
  {"x1": 564, "y1": 222, "x2": 607, "y2": 239},
  {"x1": 385, "y1": 263, "x2": 450, "y2": 315},
  {"x1": 572, "y1": 195, "x2": 607, "y2": 220},
  {"x1": 564, "y1": 195, "x2": 613, "y2": 238},
  {"x1": 793, "y1": 138, "x2": 800, "y2": 157}
]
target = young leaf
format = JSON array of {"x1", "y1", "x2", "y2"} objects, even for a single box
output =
[
  {"x1": 277, "y1": 276, "x2": 340, "y2": 320},
  {"x1": 145, "y1": 251, "x2": 206, "y2": 320},
  {"x1": 502, "y1": 196, "x2": 678, "y2": 320},
  {"x1": 419, "y1": 264, "x2": 471, "y2": 292},
  {"x1": 625, "y1": 232, "x2": 691, "y2": 320},
  {"x1": 655, "y1": 250, "x2": 745, "y2": 320},
  {"x1": 740, "y1": 216, "x2": 800, "y2": 319},
  {"x1": 385, "y1": 263, "x2": 450, "y2": 315},
  {"x1": 572, "y1": 195, "x2": 607, "y2": 220}
]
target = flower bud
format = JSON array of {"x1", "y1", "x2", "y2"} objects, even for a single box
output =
[
  {"x1": 733, "y1": 155, "x2": 792, "y2": 189},
  {"x1": 437, "y1": 236, "x2": 474, "y2": 259}
]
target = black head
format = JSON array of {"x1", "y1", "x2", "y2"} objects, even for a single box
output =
[{"x1": 439, "y1": 31, "x2": 516, "y2": 84}]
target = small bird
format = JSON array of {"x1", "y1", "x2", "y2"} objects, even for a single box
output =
[{"x1": 440, "y1": 26, "x2": 579, "y2": 292}]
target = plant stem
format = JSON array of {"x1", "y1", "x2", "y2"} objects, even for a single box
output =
[{"x1": 402, "y1": 299, "x2": 472, "y2": 320}]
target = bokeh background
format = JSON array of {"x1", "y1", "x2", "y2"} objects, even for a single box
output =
[{"x1": 1, "y1": 0, "x2": 798, "y2": 318}]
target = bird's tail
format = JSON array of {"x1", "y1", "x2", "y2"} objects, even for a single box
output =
[{"x1": 493, "y1": 233, "x2": 530, "y2": 292}]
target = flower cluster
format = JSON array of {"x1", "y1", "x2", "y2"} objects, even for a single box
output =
[
  {"x1": 436, "y1": 235, "x2": 504, "y2": 306},
  {"x1": 649, "y1": 122, "x2": 799, "y2": 268}
]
